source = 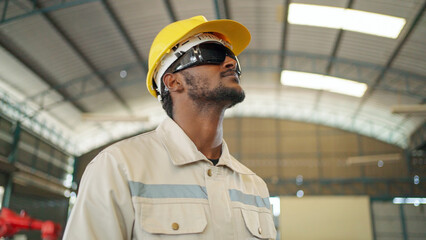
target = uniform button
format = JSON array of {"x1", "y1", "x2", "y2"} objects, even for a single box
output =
[
  {"x1": 258, "y1": 227, "x2": 262, "y2": 234},
  {"x1": 207, "y1": 169, "x2": 212, "y2": 177},
  {"x1": 172, "y1": 222, "x2": 179, "y2": 230}
]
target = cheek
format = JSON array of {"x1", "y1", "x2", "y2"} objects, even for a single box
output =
[
  {"x1": 192, "y1": 67, "x2": 221, "y2": 82},
  {"x1": 194, "y1": 65, "x2": 221, "y2": 76}
]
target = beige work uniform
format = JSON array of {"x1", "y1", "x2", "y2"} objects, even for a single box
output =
[{"x1": 63, "y1": 117, "x2": 276, "y2": 239}]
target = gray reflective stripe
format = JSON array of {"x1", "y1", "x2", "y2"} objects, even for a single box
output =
[
  {"x1": 229, "y1": 189, "x2": 270, "y2": 209},
  {"x1": 129, "y1": 181, "x2": 208, "y2": 199}
]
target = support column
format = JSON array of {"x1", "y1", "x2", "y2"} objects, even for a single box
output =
[
  {"x1": 399, "y1": 204, "x2": 408, "y2": 240},
  {"x1": 369, "y1": 199, "x2": 377, "y2": 240},
  {"x1": 357, "y1": 134, "x2": 367, "y2": 193},
  {"x1": 275, "y1": 118, "x2": 282, "y2": 180},
  {"x1": 72, "y1": 156, "x2": 79, "y2": 187},
  {"x1": 404, "y1": 150, "x2": 415, "y2": 195},
  {"x1": 3, "y1": 122, "x2": 21, "y2": 208},
  {"x1": 316, "y1": 125, "x2": 323, "y2": 194}
]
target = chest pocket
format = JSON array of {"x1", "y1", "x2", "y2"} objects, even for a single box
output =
[
  {"x1": 139, "y1": 203, "x2": 207, "y2": 235},
  {"x1": 241, "y1": 208, "x2": 277, "y2": 239}
]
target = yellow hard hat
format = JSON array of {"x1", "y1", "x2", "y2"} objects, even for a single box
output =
[{"x1": 146, "y1": 15, "x2": 251, "y2": 98}]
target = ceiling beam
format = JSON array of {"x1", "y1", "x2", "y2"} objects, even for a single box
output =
[
  {"x1": 214, "y1": 0, "x2": 221, "y2": 19},
  {"x1": 0, "y1": 32, "x2": 89, "y2": 113},
  {"x1": 313, "y1": 0, "x2": 355, "y2": 111},
  {"x1": 0, "y1": 0, "x2": 100, "y2": 25},
  {"x1": 223, "y1": 0, "x2": 231, "y2": 19},
  {"x1": 1, "y1": 0, "x2": 10, "y2": 23},
  {"x1": 163, "y1": 0, "x2": 177, "y2": 22},
  {"x1": 213, "y1": 0, "x2": 231, "y2": 19},
  {"x1": 352, "y1": 1, "x2": 426, "y2": 117},
  {"x1": 326, "y1": 0, "x2": 355, "y2": 74},
  {"x1": 35, "y1": 1, "x2": 133, "y2": 114},
  {"x1": 101, "y1": 0, "x2": 148, "y2": 72},
  {"x1": 213, "y1": 0, "x2": 230, "y2": 19},
  {"x1": 278, "y1": 0, "x2": 291, "y2": 75}
]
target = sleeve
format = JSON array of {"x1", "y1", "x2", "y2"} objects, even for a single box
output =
[{"x1": 62, "y1": 151, "x2": 135, "y2": 240}]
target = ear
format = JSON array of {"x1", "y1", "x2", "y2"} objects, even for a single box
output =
[{"x1": 163, "y1": 73, "x2": 184, "y2": 93}]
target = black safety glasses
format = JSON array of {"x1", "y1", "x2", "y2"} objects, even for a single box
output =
[{"x1": 169, "y1": 43, "x2": 241, "y2": 75}]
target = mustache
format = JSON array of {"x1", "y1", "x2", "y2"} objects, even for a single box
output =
[{"x1": 220, "y1": 69, "x2": 239, "y2": 78}]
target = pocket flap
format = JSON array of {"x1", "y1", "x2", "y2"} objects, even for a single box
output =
[
  {"x1": 140, "y1": 203, "x2": 207, "y2": 235},
  {"x1": 241, "y1": 208, "x2": 276, "y2": 239}
]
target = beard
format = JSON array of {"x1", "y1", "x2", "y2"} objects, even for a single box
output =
[{"x1": 181, "y1": 70, "x2": 245, "y2": 108}]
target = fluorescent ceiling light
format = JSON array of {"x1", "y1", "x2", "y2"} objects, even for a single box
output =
[
  {"x1": 393, "y1": 197, "x2": 426, "y2": 206},
  {"x1": 281, "y1": 70, "x2": 367, "y2": 97},
  {"x1": 288, "y1": 3, "x2": 406, "y2": 38}
]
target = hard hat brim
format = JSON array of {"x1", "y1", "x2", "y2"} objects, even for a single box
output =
[
  {"x1": 184, "y1": 19, "x2": 251, "y2": 56},
  {"x1": 147, "y1": 18, "x2": 251, "y2": 97}
]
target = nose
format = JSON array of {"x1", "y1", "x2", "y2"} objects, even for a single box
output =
[{"x1": 222, "y1": 56, "x2": 237, "y2": 71}]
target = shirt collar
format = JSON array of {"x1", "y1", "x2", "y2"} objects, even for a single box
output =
[{"x1": 157, "y1": 117, "x2": 254, "y2": 175}]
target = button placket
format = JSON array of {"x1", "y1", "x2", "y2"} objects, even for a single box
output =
[{"x1": 204, "y1": 165, "x2": 234, "y2": 239}]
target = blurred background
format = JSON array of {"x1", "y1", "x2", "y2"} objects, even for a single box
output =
[{"x1": 0, "y1": 0, "x2": 425, "y2": 239}]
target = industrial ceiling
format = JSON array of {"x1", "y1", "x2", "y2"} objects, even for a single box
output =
[{"x1": 0, "y1": 0, "x2": 425, "y2": 155}]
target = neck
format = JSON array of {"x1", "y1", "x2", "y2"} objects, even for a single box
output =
[{"x1": 173, "y1": 99, "x2": 226, "y2": 159}]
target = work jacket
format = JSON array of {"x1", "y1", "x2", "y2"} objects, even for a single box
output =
[{"x1": 63, "y1": 117, "x2": 276, "y2": 239}]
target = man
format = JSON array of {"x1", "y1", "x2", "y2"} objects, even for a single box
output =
[{"x1": 63, "y1": 16, "x2": 276, "y2": 239}]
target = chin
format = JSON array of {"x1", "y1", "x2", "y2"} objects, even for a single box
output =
[{"x1": 223, "y1": 87, "x2": 245, "y2": 108}]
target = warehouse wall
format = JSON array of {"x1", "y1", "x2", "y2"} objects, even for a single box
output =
[{"x1": 223, "y1": 118, "x2": 408, "y2": 195}]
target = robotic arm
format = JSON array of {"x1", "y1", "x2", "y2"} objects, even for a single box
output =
[{"x1": 0, "y1": 208, "x2": 61, "y2": 240}]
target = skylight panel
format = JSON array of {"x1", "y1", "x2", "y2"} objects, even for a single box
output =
[
  {"x1": 281, "y1": 70, "x2": 367, "y2": 97},
  {"x1": 288, "y1": 3, "x2": 406, "y2": 38}
]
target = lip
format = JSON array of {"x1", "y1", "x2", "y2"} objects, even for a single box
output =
[
  {"x1": 231, "y1": 75, "x2": 240, "y2": 83},
  {"x1": 222, "y1": 72, "x2": 240, "y2": 83},
  {"x1": 226, "y1": 75, "x2": 240, "y2": 83}
]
